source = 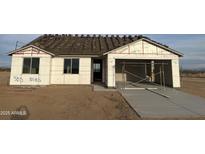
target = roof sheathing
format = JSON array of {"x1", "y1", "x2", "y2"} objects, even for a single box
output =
[{"x1": 11, "y1": 34, "x2": 183, "y2": 57}]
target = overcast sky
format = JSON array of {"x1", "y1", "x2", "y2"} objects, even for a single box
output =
[{"x1": 0, "y1": 34, "x2": 205, "y2": 70}]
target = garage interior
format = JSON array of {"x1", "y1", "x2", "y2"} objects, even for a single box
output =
[{"x1": 115, "y1": 59, "x2": 173, "y2": 89}]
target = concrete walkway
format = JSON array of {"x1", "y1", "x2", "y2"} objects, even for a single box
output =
[
  {"x1": 93, "y1": 83, "x2": 117, "y2": 91},
  {"x1": 119, "y1": 87, "x2": 205, "y2": 119}
]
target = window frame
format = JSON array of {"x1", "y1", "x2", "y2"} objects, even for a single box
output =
[
  {"x1": 93, "y1": 63, "x2": 101, "y2": 73},
  {"x1": 64, "y1": 58, "x2": 80, "y2": 74},
  {"x1": 22, "y1": 57, "x2": 40, "y2": 74}
]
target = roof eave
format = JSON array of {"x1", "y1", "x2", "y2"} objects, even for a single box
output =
[{"x1": 8, "y1": 45, "x2": 55, "y2": 56}]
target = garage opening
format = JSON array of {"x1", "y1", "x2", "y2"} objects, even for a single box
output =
[{"x1": 115, "y1": 59, "x2": 173, "y2": 89}]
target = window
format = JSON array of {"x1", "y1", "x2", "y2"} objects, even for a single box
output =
[
  {"x1": 64, "y1": 59, "x2": 71, "y2": 73},
  {"x1": 64, "y1": 58, "x2": 79, "y2": 74},
  {"x1": 23, "y1": 58, "x2": 31, "y2": 74},
  {"x1": 22, "y1": 58, "x2": 39, "y2": 74},
  {"x1": 94, "y1": 63, "x2": 101, "y2": 72},
  {"x1": 72, "y1": 59, "x2": 79, "y2": 74}
]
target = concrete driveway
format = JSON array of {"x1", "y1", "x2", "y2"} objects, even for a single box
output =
[{"x1": 119, "y1": 85, "x2": 205, "y2": 119}]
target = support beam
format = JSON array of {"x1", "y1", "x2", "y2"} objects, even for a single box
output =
[
  {"x1": 151, "y1": 60, "x2": 155, "y2": 82},
  {"x1": 159, "y1": 65, "x2": 162, "y2": 87},
  {"x1": 162, "y1": 63, "x2": 166, "y2": 90}
]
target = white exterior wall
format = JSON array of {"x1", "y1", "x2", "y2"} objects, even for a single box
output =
[
  {"x1": 171, "y1": 59, "x2": 181, "y2": 87},
  {"x1": 51, "y1": 57, "x2": 91, "y2": 85},
  {"x1": 10, "y1": 47, "x2": 91, "y2": 86},
  {"x1": 10, "y1": 47, "x2": 51, "y2": 85},
  {"x1": 107, "y1": 54, "x2": 115, "y2": 87},
  {"x1": 106, "y1": 40, "x2": 181, "y2": 88}
]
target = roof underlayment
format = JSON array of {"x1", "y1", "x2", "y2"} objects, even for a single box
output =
[{"x1": 9, "y1": 34, "x2": 183, "y2": 56}]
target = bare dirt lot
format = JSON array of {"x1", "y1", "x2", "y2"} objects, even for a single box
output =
[
  {"x1": 0, "y1": 72, "x2": 139, "y2": 120},
  {"x1": 1, "y1": 71, "x2": 205, "y2": 120},
  {"x1": 180, "y1": 76, "x2": 205, "y2": 98}
]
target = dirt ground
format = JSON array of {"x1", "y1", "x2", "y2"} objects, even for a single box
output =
[
  {"x1": 1, "y1": 71, "x2": 205, "y2": 120},
  {"x1": 0, "y1": 71, "x2": 139, "y2": 120},
  {"x1": 180, "y1": 76, "x2": 205, "y2": 98}
]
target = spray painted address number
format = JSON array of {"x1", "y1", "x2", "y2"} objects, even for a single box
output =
[
  {"x1": 14, "y1": 76, "x2": 23, "y2": 82},
  {"x1": 29, "y1": 77, "x2": 41, "y2": 82},
  {"x1": 13, "y1": 76, "x2": 41, "y2": 83}
]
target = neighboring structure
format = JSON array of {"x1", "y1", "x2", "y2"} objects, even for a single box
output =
[{"x1": 9, "y1": 34, "x2": 183, "y2": 87}]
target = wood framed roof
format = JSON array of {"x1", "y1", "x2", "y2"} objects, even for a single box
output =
[{"x1": 9, "y1": 34, "x2": 183, "y2": 57}]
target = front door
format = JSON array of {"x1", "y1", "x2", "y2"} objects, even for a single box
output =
[{"x1": 93, "y1": 59, "x2": 102, "y2": 82}]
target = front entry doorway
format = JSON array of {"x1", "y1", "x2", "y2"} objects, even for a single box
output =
[{"x1": 93, "y1": 59, "x2": 102, "y2": 82}]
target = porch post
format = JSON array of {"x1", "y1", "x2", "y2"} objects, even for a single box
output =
[
  {"x1": 107, "y1": 54, "x2": 115, "y2": 87},
  {"x1": 151, "y1": 60, "x2": 155, "y2": 82}
]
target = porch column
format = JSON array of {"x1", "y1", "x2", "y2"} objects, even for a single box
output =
[
  {"x1": 171, "y1": 59, "x2": 181, "y2": 88},
  {"x1": 107, "y1": 55, "x2": 115, "y2": 87}
]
